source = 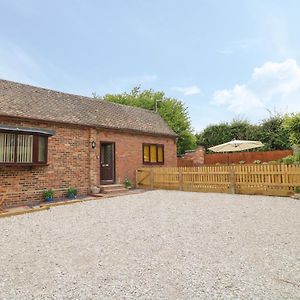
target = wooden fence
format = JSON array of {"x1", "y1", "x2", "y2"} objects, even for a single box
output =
[
  {"x1": 136, "y1": 164, "x2": 300, "y2": 196},
  {"x1": 204, "y1": 149, "x2": 293, "y2": 165}
]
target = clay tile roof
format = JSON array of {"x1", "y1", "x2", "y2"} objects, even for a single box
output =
[{"x1": 0, "y1": 79, "x2": 177, "y2": 137}]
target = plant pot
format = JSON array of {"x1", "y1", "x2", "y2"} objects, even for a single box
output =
[
  {"x1": 91, "y1": 186, "x2": 100, "y2": 194},
  {"x1": 67, "y1": 194, "x2": 77, "y2": 200},
  {"x1": 44, "y1": 197, "x2": 53, "y2": 202}
]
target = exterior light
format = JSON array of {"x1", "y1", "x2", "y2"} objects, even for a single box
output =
[{"x1": 91, "y1": 140, "x2": 96, "y2": 149}]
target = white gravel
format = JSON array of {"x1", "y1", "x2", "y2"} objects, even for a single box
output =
[{"x1": 0, "y1": 190, "x2": 299, "y2": 299}]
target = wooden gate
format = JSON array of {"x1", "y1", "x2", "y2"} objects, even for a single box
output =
[{"x1": 136, "y1": 164, "x2": 300, "y2": 196}]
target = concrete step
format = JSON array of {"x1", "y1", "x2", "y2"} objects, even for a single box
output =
[
  {"x1": 100, "y1": 184, "x2": 127, "y2": 193},
  {"x1": 101, "y1": 188, "x2": 129, "y2": 194}
]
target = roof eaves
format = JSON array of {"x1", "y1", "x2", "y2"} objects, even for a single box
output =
[{"x1": 0, "y1": 113, "x2": 178, "y2": 138}]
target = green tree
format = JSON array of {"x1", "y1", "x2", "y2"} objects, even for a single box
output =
[
  {"x1": 196, "y1": 115, "x2": 292, "y2": 151},
  {"x1": 96, "y1": 86, "x2": 196, "y2": 154},
  {"x1": 196, "y1": 119, "x2": 256, "y2": 150},
  {"x1": 196, "y1": 122, "x2": 232, "y2": 149},
  {"x1": 283, "y1": 113, "x2": 300, "y2": 145},
  {"x1": 258, "y1": 114, "x2": 291, "y2": 150}
]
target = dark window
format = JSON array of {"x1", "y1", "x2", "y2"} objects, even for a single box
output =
[
  {"x1": 38, "y1": 136, "x2": 47, "y2": 162},
  {"x1": 143, "y1": 143, "x2": 164, "y2": 164},
  {"x1": 0, "y1": 132, "x2": 48, "y2": 165}
]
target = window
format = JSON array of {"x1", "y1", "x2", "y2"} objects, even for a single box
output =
[
  {"x1": 38, "y1": 136, "x2": 47, "y2": 162},
  {"x1": 0, "y1": 132, "x2": 48, "y2": 165},
  {"x1": 0, "y1": 133, "x2": 15, "y2": 163},
  {"x1": 143, "y1": 143, "x2": 164, "y2": 164},
  {"x1": 17, "y1": 134, "x2": 33, "y2": 163}
]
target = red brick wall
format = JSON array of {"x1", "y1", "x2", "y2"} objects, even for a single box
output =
[
  {"x1": 0, "y1": 117, "x2": 91, "y2": 207},
  {"x1": 0, "y1": 116, "x2": 177, "y2": 207},
  {"x1": 177, "y1": 146, "x2": 205, "y2": 167},
  {"x1": 177, "y1": 158, "x2": 194, "y2": 167},
  {"x1": 94, "y1": 130, "x2": 177, "y2": 186}
]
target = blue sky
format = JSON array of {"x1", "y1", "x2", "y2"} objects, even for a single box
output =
[{"x1": 1, "y1": 0, "x2": 300, "y2": 131}]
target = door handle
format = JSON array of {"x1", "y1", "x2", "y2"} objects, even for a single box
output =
[{"x1": 102, "y1": 164, "x2": 109, "y2": 167}]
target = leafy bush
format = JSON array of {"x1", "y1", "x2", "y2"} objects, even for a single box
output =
[
  {"x1": 283, "y1": 113, "x2": 300, "y2": 145},
  {"x1": 253, "y1": 160, "x2": 261, "y2": 164},
  {"x1": 258, "y1": 114, "x2": 291, "y2": 150},
  {"x1": 294, "y1": 152, "x2": 300, "y2": 162},
  {"x1": 67, "y1": 187, "x2": 78, "y2": 198},
  {"x1": 43, "y1": 189, "x2": 54, "y2": 200},
  {"x1": 239, "y1": 160, "x2": 246, "y2": 164},
  {"x1": 295, "y1": 186, "x2": 300, "y2": 193},
  {"x1": 282, "y1": 156, "x2": 294, "y2": 165},
  {"x1": 282, "y1": 153, "x2": 300, "y2": 165}
]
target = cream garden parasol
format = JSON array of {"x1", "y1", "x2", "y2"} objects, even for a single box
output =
[{"x1": 208, "y1": 140, "x2": 264, "y2": 153}]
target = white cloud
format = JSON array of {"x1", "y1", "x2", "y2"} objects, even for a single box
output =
[
  {"x1": 252, "y1": 59, "x2": 300, "y2": 96},
  {"x1": 212, "y1": 59, "x2": 300, "y2": 116},
  {"x1": 171, "y1": 85, "x2": 202, "y2": 96},
  {"x1": 213, "y1": 85, "x2": 264, "y2": 113}
]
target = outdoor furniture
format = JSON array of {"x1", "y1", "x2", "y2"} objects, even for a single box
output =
[
  {"x1": 0, "y1": 188, "x2": 7, "y2": 212},
  {"x1": 208, "y1": 139, "x2": 264, "y2": 152},
  {"x1": 208, "y1": 139, "x2": 264, "y2": 165}
]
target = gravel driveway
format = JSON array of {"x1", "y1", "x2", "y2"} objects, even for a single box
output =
[{"x1": 0, "y1": 190, "x2": 299, "y2": 299}]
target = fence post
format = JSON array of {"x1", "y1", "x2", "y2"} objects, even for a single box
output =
[
  {"x1": 135, "y1": 170, "x2": 139, "y2": 188},
  {"x1": 179, "y1": 168, "x2": 183, "y2": 191},
  {"x1": 229, "y1": 166, "x2": 236, "y2": 194}
]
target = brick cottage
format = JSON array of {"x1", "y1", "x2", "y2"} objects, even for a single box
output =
[{"x1": 0, "y1": 80, "x2": 177, "y2": 207}]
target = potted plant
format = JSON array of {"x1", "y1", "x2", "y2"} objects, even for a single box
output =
[
  {"x1": 294, "y1": 186, "x2": 300, "y2": 199},
  {"x1": 91, "y1": 186, "x2": 100, "y2": 194},
  {"x1": 67, "y1": 187, "x2": 78, "y2": 199},
  {"x1": 124, "y1": 177, "x2": 132, "y2": 189},
  {"x1": 43, "y1": 189, "x2": 54, "y2": 202}
]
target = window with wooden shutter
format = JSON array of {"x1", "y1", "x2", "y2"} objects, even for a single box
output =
[
  {"x1": 142, "y1": 143, "x2": 164, "y2": 164},
  {"x1": 157, "y1": 145, "x2": 164, "y2": 163},
  {"x1": 143, "y1": 144, "x2": 150, "y2": 162}
]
